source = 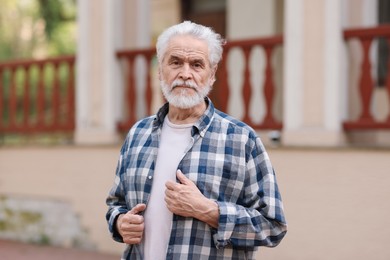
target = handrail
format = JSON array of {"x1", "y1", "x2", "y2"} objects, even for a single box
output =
[
  {"x1": 0, "y1": 55, "x2": 75, "y2": 134},
  {"x1": 116, "y1": 35, "x2": 284, "y2": 132},
  {"x1": 343, "y1": 24, "x2": 390, "y2": 129},
  {"x1": 1, "y1": 25, "x2": 387, "y2": 137},
  {"x1": 220, "y1": 35, "x2": 283, "y2": 129}
]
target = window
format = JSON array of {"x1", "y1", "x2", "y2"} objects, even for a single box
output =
[
  {"x1": 377, "y1": 0, "x2": 390, "y2": 86},
  {"x1": 181, "y1": 0, "x2": 226, "y2": 38}
]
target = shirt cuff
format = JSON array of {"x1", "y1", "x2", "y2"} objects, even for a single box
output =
[
  {"x1": 108, "y1": 207, "x2": 128, "y2": 242},
  {"x1": 212, "y1": 201, "x2": 237, "y2": 248}
]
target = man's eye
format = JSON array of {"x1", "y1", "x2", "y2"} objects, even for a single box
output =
[{"x1": 193, "y1": 63, "x2": 202, "y2": 68}]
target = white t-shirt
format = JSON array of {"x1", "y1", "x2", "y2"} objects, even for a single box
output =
[{"x1": 143, "y1": 116, "x2": 192, "y2": 260}]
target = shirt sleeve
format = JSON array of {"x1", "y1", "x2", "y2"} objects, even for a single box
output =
[
  {"x1": 105, "y1": 138, "x2": 130, "y2": 243},
  {"x1": 212, "y1": 137, "x2": 287, "y2": 249}
]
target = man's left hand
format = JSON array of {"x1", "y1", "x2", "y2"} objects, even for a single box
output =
[{"x1": 165, "y1": 169, "x2": 219, "y2": 228}]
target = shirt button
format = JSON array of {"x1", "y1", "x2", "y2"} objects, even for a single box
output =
[{"x1": 148, "y1": 175, "x2": 152, "y2": 180}]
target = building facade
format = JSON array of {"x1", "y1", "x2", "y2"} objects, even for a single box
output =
[{"x1": 75, "y1": 0, "x2": 390, "y2": 147}]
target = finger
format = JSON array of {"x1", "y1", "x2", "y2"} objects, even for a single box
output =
[
  {"x1": 165, "y1": 188, "x2": 174, "y2": 199},
  {"x1": 176, "y1": 169, "x2": 193, "y2": 186},
  {"x1": 128, "y1": 221, "x2": 145, "y2": 230},
  {"x1": 123, "y1": 232, "x2": 143, "y2": 244},
  {"x1": 124, "y1": 235, "x2": 143, "y2": 245},
  {"x1": 165, "y1": 180, "x2": 176, "y2": 190},
  {"x1": 129, "y1": 203, "x2": 147, "y2": 215}
]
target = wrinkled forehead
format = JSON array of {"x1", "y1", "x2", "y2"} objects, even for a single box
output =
[{"x1": 163, "y1": 35, "x2": 210, "y2": 62}]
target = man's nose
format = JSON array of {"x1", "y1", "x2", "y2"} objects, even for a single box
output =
[{"x1": 178, "y1": 63, "x2": 192, "y2": 80}]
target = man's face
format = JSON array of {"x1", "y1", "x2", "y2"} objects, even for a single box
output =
[{"x1": 159, "y1": 35, "x2": 216, "y2": 109}]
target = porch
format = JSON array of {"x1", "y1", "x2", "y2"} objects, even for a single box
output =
[{"x1": 0, "y1": 25, "x2": 389, "y2": 146}]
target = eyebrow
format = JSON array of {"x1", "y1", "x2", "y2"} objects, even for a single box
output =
[
  {"x1": 191, "y1": 58, "x2": 206, "y2": 65},
  {"x1": 167, "y1": 55, "x2": 182, "y2": 62},
  {"x1": 167, "y1": 55, "x2": 206, "y2": 65}
]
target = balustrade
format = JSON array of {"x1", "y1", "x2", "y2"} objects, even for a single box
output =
[
  {"x1": 0, "y1": 56, "x2": 75, "y2": 134},
  {"x1": 116, "y1": 36, "x2": 283, "y2": 131},
  {"x1": 343, "y1": 25, "x2": 390, "y2": 129},
  {"x1": 1, "y1": 25, "x2": 388, "y2": 137}
]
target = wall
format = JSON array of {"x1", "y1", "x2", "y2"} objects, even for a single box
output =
[{"x1": 1, "y1": 146, "x2": 389, "y2": 259}]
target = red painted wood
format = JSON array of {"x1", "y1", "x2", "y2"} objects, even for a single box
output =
[
  {"x1": 9, "y1": 68, "x2": 17, "y2": 128},
  {"x1": 121, "y1": 56, "x2": 136, "y2": 130},
  {"x1": 242, "y1": 46, "x2": 252, "y2": 124},
  {"x1": 23, "y1": 66, "x2": 30, "y2": 127},
  {"x1": 343, "y1": 25, "x2": 390, "y2": 130},
  {"x1": 37, "y1": 64, "x2": 45, "y2": 129},
  {"x1": 0, "y1": 56, "x2": 75, "y2": 134},
  {"x1": 145, "y1": 54, "x2": 153, "y2": 116},
  {"x1": 387, "y1": 38, "x2": 390, "y2": 123},
  {"x1": 225, "y1": 35, "x2": 283, "y2": 48},
  {"x1": 52, "y1": 62, "x2": 61, "y2": 127},
  {"x1": 263, "y1": 46, "x2": 276, "y2": 126},
  {"x1": 358, "y1": 38, "x2": 374, "y2": 121},
  {"x1": 0, "y1": 68, "x2": 3, "y2": 128},
  {"x1": 2, "y1": 26, "x2": 389, "y2": 134},
  {"x1": 115, "y1": 36, "x2": 284, "y2": 132},
  {"x1": 343, "y1": 121, "x2": 390, "y2": 130},
  {"x1": 128, "y1": 57, "x2": 136, "y2": 127},
  {"x1": 0, "y1": 55, "x2": 75, "y2": 68},
  {"x1": 344, "y1": 25, "x2": 390, "y2": 39},
  {"x1": 116, "y1": 49, "x2": 155, "y2": 131},
  {"x1": 67, "y1": 61, "x2": 75, "y2": 129},
  {"x1": 217, "y1": 52, "x2": 229, "y2": 112}
]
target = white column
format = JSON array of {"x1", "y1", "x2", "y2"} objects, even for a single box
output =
[
  {"x1": 283, "y1": 0, "x2": 304, "y2": 132},
  {"x1": 283, "y1": 0, "x2": 346, "y2": 147},
  {"x1": 75, "y1": 0, "x2": 151, "y2": 145},
  {"x1": 75, "y1": 0, "x2": 123, "y2": 144}
]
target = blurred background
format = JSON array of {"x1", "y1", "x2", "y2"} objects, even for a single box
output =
[{"x1": 0, "y1": 0, "x2": 389, "y2": 259}]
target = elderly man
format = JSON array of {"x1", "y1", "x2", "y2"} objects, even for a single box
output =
[{"x1": 106, "y1": 21, "x2": 287, "y2": 260}]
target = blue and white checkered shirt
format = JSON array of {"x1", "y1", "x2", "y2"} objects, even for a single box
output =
[{"x1": 106, "y1": 98, "x2": 287, "y2": 260}]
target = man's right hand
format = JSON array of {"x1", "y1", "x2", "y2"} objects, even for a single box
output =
[{"x1": 116, "y1": 203, "x2": 147, "y2": 244}]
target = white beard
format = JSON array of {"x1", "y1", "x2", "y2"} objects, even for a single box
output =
[{"x1": 160, "y1": 79, "x2": 211, "y2": 109}]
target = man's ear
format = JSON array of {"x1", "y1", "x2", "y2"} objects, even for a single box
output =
[{"x1": 209, "y1": 65, "x2": 218, "y2": 86}]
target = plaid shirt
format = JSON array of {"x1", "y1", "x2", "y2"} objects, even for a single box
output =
[{"x1": 106, "y1": 98, "x2": 287, "y2": 260}]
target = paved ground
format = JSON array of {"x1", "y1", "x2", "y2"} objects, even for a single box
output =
[{"x1": 0, "y1": 239, "x2": 120, "y2": 260}]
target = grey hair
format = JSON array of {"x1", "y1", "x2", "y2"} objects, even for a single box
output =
[{"x1": 156, "y1": 21, "x2": 225, "y2": 67}]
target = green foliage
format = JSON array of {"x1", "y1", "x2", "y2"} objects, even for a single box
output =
[
  {"x1": 0, "y1": 0, "x2": 76, "y2": 61},
  {"x1": 37, "y1": 0, "x2": 76, "y2": 41},
  {"x1": 47, "y1": 21, "x2": 77, "y2": 56},
  {"x1": 37, "y1": 0, "x2": 63, "y2": 40}
]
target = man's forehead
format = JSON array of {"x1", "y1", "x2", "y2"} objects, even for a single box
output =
[{"x1": 166, "y1": 35, "x2": 209, "y2": 57}]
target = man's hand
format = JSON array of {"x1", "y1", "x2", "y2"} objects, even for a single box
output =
[
  {"x1": 165, "y1": 170, "x2": 219, "y2": 228},
  {"x1": 116, "y1": 203, "x2": 146, "y2": 244}
]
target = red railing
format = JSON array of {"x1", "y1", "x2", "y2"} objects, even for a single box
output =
[
  {"x1": 0, "y1": 55, "x2": 75, "y2": 134},
  {"x1": 116, "y1": 49, "x2": 155, "y2": 132},
  {"x1": 1, "y1": 26, "x2": 388, "y2": 136},
  {"x1": 116, "y1": 35, "x2": 283, "y2": 132},
  {"x1": 215, "y1": 36, "x2": 283, "y2": 129},
  {"x1": 343, "y1": 25, "x2": 390, "y2": 129}
]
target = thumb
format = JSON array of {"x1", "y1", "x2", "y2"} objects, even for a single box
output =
[
  {"x1": 129, "y1": 203, "x2": 146, "y2": 214},
  {"x1": 176, "y1": 169, "x2": 193, "y2": 186}
]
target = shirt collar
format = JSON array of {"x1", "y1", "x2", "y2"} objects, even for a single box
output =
[{"x1": 153, "y1": 97, "x2": 214, "y2": 137}]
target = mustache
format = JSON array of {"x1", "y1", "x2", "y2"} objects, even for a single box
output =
[{"x1": 171, "y1": 80, "x2": 198, "y2": 90}]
